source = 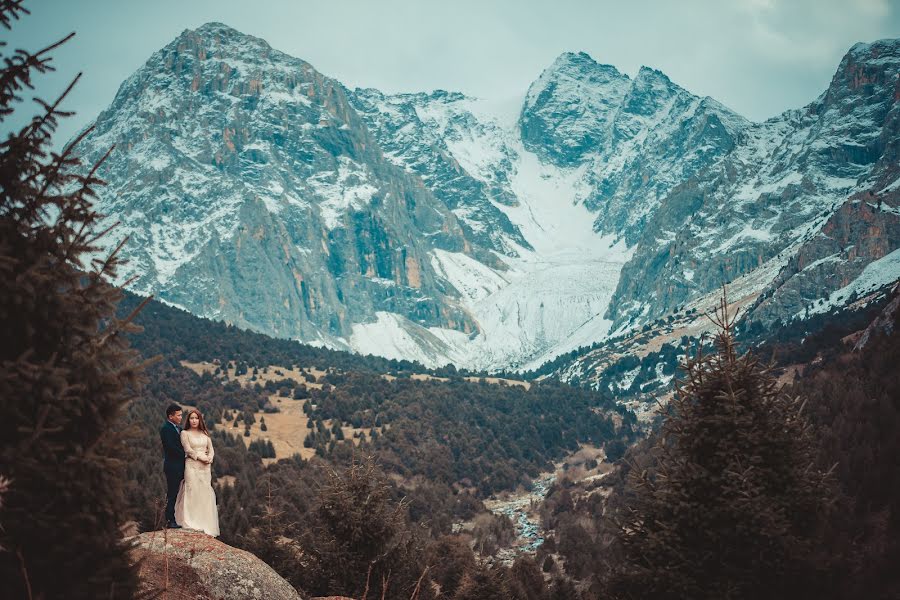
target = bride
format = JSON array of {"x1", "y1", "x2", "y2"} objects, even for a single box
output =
[{"x1": 175, "y1": 409, "x2": 220, "y2": 536}]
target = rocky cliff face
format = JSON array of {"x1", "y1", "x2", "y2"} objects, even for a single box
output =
[
  {"x1": 78, "y1": 23, "x2": 900, "y2": 371},
  {"x1": 520, "y1": 52, "x2": 748, "y2": 245},
  {"x1": 78, "y1": 23, "x2": 481, "y2": 347},
  {"x1": 605, "y1": 39, "x2": 900, "y2": 333},
  {"x1": 746, "y1": 41, "x2": 900, "y2": 326},
  {"x1": 350, "y1": 89, "x2": 528, "y2": 256}
]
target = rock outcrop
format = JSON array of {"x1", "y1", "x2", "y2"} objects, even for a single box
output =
[
  {"x1": 854, "y1": 282, "x2": 900, "y2": 350},
  {"x1": 131, "y1": 529, "x2": 302, "y2": 600}
]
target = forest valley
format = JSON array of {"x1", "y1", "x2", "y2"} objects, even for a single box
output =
[
  {"x1": 1, "y1": 1, "x2": 898, "y2": 597},
  {"x1": 112, "y1": 283, "x2": 900, "y2": 600}
]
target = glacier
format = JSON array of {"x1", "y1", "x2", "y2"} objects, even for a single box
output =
[{"x1": 348, "y1": 97, "x2": 634, "y2": 370}]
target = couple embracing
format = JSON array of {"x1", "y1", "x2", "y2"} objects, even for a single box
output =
[{"x1": 160, "y1": 404, "x2": 220, "y2": 536}]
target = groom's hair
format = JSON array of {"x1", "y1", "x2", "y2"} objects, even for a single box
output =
[{"x1": 166, "y1": 403, "x2": 182, "y2": 418}]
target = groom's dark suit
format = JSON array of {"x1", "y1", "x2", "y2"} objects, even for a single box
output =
[{"x1": 160, "y1": 421, "x2": 186, "y2": 525}]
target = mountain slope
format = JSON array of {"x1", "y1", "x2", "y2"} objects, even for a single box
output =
[
  {"x1": 77, "y1": 23, "x2": 900, "y2": 372},
  {"x1": 350, "y1": 89, "x2": 527, "y2": 255},
  {"x1": 520, "y1": 52, "x2": 749, "y2": 245},
  {"x1": 78, "y1": 22, "x2": 484, "y2": 348},
  {"x1": 346, "y1": 88, "x2": 634, "y2": 369},
  {"x1": 607, "y1": 39, "x2": 900, "y2": 333}
]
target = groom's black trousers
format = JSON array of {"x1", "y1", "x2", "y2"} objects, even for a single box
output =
[{"x1": 164, "y1": 461, "x2": 184, "y2": 524}]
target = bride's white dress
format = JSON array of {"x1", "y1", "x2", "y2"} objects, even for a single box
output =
[{"x1": 175, "y1": 430, "x2": 220, "y2": 536}]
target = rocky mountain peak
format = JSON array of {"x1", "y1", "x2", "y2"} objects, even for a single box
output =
[
  {"x1": 177, "y1": 21, "x2": 274, "y2": 54},
  {"x1": 422, "y1": 88, "x2": 468, "y2": 103},
  {"x1": 520, "y1": 51, "x2": 631, "y2": 166},
  {"x1": 633, "y1": 65, "x2": 674, "y2": 87},
  {"x1": 822, "y1": 38, "x2": 900, "y2": 110},
  {"x1": 619, "y1": 66, "x2": 681, "y2": 118},
  {"x1": 847, "y1": 37, "x2": 900, "y2": 62},
  {"x1": 192, "y1": 20, "x2": 244, "y2": 35},
  {"x1": 545, "y1": 51, "x2": 624, "y2": 78},
  {"x1": 517, "y1": 55, "x2": 747, "y2": 244},
  {"x1": 152, "y1": 21, "x2": 290, "y2": 87}
]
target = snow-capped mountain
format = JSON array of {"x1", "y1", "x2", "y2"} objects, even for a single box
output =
[
  {"x1": 607, "y1": 39, "x2": 900, "y2": 332},
  {"x1": 76, "y1": 23, "x2": 900, "y2": 372},
  {"x1": 520, "y1": 52, "x2": 749, "y2": 245},
  {"x1": 76, "y1": 23, "x2": 484, "y2": 350}
]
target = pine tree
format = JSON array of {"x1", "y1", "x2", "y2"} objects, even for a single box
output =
[
  {"x1": 298, "y1": 455, "x2": 429, "y2": 599},
  {"x1": 453, "y1": 564, "x2": 511, "y2": 600},
  {"x1": 425, "y1": 535, "x2": 477, "y2": 597},
  {"x1": 0, "y1": 2, "x2": 149, "y2": 597},
  {"x1": 508, "y1": 556, "x2": 548, "y2": 600},
  {"x1": 604, "y1": 290, "x2": 837, "y2": 600},
  {"x1": 240, "y1": 478, "x2": 304, "y2": 592}
]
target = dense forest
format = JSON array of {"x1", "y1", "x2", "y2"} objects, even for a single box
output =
[
  {"x1": 119, "y1": 289, "x2": 470, "y2": 377},
  {"x1": 115, "y1": 283, "x2": 900, "y2": 599},
  {"x1": 533, "y1": 288, "x2": 900, "y2": 599},
  {"x1": 781, "y1": 293, "x2": 900, "y2": 598},
  {"x1": 117, "y1": 289, "x2": 636, "y2": 598}
]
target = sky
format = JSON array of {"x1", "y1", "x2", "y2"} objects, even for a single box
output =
[{"x1": 3, "y1": 0, "x2": 899, "y2": 145}]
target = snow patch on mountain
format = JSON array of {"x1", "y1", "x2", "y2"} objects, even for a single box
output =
[
  {"x1": 341, "y1": 120, "x2": 634, "y2": 370},
  {"x1": 430, "y1": 249, "x2": 509, "y2": 304},
  {"x1": 349, "y1": 312, "x2": 472, "y2": 367},
  {"x1": 466, "y1": 146, "x2": 633, "y2": 369},
  {"x1": 308, "y1": 156, "x2": 379, "y2": 229},
  {"x1": 808, "y1": 248, "x2": 900, "y2": 317}
]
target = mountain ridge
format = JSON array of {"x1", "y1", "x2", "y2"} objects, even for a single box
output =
[
  {"x1": 606, "y1": 35, "x2": 900, "y2": 333},
  {"x1": 76, "y1": 22, "x2": 900, "y2": 374}
]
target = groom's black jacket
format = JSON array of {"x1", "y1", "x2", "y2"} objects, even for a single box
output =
[{"x1": 160, "y1": 422, "x2": 186, "y2": 472}]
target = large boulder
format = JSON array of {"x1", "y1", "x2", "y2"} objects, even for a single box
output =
[{"x1": 131, "y1": 529, "x2": 303, "y2": 599}]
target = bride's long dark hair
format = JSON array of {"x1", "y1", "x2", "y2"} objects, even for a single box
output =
[{"x1": 184, "y1": 408, "x2": 211, "y2": 437}]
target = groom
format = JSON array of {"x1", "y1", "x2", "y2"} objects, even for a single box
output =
[{"x1": 160, "y1": 403, "x2": 185, "y2": 528}]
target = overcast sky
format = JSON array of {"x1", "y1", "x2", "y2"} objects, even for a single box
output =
[{"x1": 3, "y1": 0, "x2": 898, "y2": 145}]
